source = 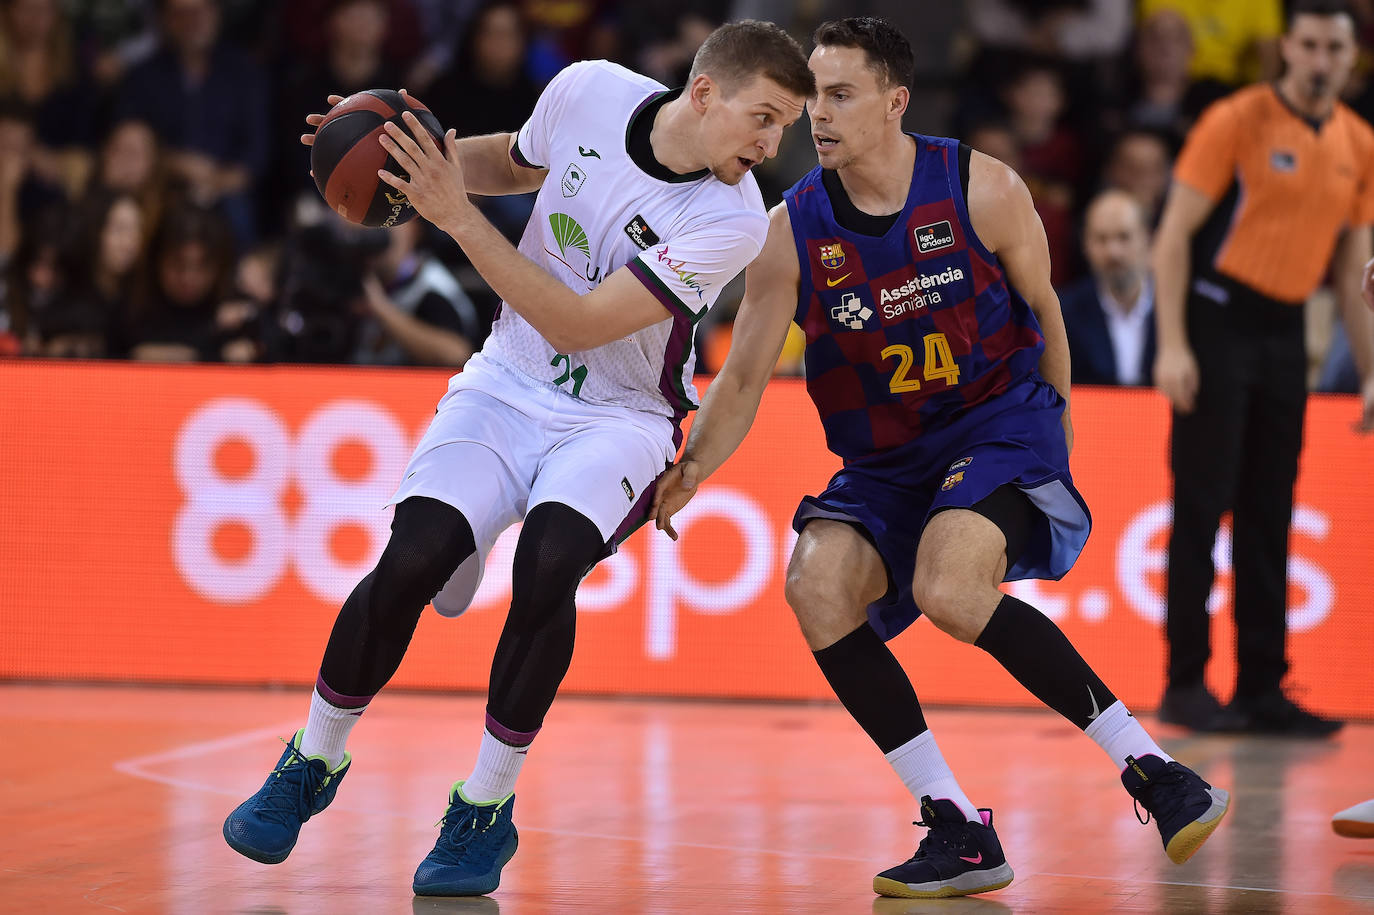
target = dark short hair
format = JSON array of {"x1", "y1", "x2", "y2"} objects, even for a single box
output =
[
  {"x1": 813, "y1": 17, "x2": 914, "y2": 90},
  {"x1": 1287, "y1": 0, "x2": 1355, "y2": 29},
  {"x1": 689, "y1": 20, "x2": 814, "y2": 99}
]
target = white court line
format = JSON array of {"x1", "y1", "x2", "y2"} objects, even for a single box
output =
[
  {"x1": 113, "y1": 727, "x2": 1373, "y2": 898},
  {"x1": 1030, "y1": 871, "x2": 1373, "y2": 901}
]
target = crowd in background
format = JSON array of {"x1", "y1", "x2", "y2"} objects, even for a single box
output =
[{"x1": 0, "y1": 0, "x2": 1370, "y2": 390}]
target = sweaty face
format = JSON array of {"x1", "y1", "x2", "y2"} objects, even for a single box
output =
[
  {"x1": 700, "y1": 75, "x2": 804, "y2": 185},
  {"x1": 1282, "y1": 14, "x2": 1357, "y2": 104},
  {"x1": 806, "y1": 45, "x2": 897, "y2": 171}
]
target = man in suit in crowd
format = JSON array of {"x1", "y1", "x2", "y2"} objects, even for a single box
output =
[{"x1": 1059, "y1": 189, "x2": 1157, "y2": 385}]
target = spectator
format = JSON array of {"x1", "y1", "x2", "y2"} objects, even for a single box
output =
[
  {"x1": 354, "y1": 217, "x2": 480, "y2": 366},
  {"x1": 0, "y1": 204, "x2": 64, "y2": 354},
  {"x1": 0, "y1": 0, "x2": 96, "y2": 196},
  {"x1": 40, "y1": 189, "x2": 147, "y2": 358},
  {"x1": 1139, "y1": 0, "x2": 1284, "y2": 88},
  {"x1": 115, "y1": 0, "x2": 268, "y2": 246},
  {"x1": 278, "y1": 0, "x2": 403, "y2": 201},
  {"x1": 1059, "y1": 190, "x2": 1156, "y2": 386},
  {"x1": 1152, "y1": 0, "x2": 1374, "y2": 736},
  {"x1": 968, "y1": 0, "x2": 1132, "y2": 62},
  {"x1": 1123, "y1": 8, "x2": 1224, "y2": 139},
  {"x1": 427, "y1": 0, "x2": 540, "y2": 243},
  {"x1": 279, "y1": 0, "x2": 423, "y2": 69},
  {"x1": 998, "y1": 59, "x2": 1081, "y2": 287},
  {"x1": 90, "y1": 118, "x2": 171, "y2": 229},
  {"x1": 428, "y1": 1, "x2": 537, "y2": 138},
  {"x1": 125, "y1": 203, "x2": 254, "y2": 361},
  {"x1": 1100, "y1": 128, "x2": 1175, "y2": 225}
]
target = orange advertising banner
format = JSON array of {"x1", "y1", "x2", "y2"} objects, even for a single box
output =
[{"x1": 2, "y1": 360, "x2": 1372, "y2": 718}]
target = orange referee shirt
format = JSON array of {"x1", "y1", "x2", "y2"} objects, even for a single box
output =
[{"x1": 1174, "y1": 83, "x2": 1374, "y2": 304}]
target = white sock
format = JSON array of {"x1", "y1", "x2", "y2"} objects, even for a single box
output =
[
  {"x1": 461, "y1": 728, "x2": 529, "y2": 803},
  {"x1": 1085, "y1": 701, "x2": 1173, "y2": 769},
  {"x1": 298, "y1": 687, "x2": 365, "y2": 769},
  {"x1": 885, "y1": 730, "x2": 981, "y2": 824}
]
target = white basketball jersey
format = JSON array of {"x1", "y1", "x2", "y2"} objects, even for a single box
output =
[{"x1": 480, "y1": 60, "x2": 768, "y2": 425}]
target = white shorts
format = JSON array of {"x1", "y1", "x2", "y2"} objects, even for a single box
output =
[{"x1": 391, "y1": 354, "x2": 675, "y2": 617}]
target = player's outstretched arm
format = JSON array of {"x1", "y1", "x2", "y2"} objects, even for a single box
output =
[
  {"x1": 967, "y1": 150, "x2": 1075, "y2": 452},
  {"x1": 653, "y1": 204, "x2": 801, "y2": 539},
  {"x1": 301, "y1": 92, "x2": 545, "y2": 197}
]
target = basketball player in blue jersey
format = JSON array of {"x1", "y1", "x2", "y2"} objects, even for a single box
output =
[{"x1": 653, "y1": 18, "x2": 1229, "y2": 899}]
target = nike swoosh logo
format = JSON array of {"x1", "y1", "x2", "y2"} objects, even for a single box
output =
[
  {"x1": 959, "y1": 853, "x2": 983, "y2": 864},
  {"x1": 1086, "y1": 684, "x2": 1101, "y2": 721},
  {"x1": 579, "y1": 146, "x2": 600, "y2": 158},
  {"x1": 826, "y1": 273, "x2": 851, "y2": 287}
]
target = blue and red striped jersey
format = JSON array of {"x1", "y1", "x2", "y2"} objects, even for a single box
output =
[{"x1": 784, "y1": 134, "x2": 1045, "y2": 462}]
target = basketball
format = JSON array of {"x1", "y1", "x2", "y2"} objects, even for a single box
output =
[{"x1": 310, "y1": 89, "x2": 445, "y2": 228}]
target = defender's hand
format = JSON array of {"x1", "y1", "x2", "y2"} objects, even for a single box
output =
[
  {"x1": 651, "y1": 461, "x2": 702, "y2": 541},
  {"x1": 1155, "y1": 344, "x2": 1200, "y2": 414}
]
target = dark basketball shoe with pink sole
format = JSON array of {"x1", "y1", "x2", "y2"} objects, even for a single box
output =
[{"x1": 873, "y1": 797, "x2": 1014, "y2": 899}]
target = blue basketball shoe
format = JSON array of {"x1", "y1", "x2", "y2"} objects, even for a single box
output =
[
  {"x1": 222, "y1": 729, "x2": 350, "y2": 864},
  {"x1": 1122, "y1": 754, "x2": 1230, "y2": 864},
  {"x1": 872, "y1": 797, "x2": 1014, "y2": 898},
  {"x1": 413, "y1": 782, "x2": 518, "y2": 896}
]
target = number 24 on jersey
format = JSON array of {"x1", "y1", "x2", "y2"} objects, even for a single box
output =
[{"x1": 882, "y1": 332, "x2": 961, "y2": 394}]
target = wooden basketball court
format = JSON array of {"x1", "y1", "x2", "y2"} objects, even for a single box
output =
[{"x1": 3, "y1": 683, "x2": 1371, "y2": 913}]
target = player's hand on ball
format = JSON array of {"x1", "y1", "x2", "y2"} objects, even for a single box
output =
[
  {"x1": 651, "y1": 461, "x2": 702, "y2": 541},
  {"x1": 1154, "y1": 343, "x2": 1200, "y2": 414},
  {"x1": 377, "y1": 96, "x2": 471, "y2": 232},
  {"x1": 301, "y1": 95, "x2": 346, "y2": 147}
]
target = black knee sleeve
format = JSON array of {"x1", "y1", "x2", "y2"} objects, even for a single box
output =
[
  {"x1": 319, "y1": 496, "x2": 476, "y2": 697},
  {"x1": 487, "y1": 502, "x2": 606, "y2": 733}
]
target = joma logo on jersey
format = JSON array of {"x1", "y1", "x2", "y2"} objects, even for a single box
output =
[
  {"x1": 818, "y1": 242, "x2": 846, "y2": 269},
  {"x1": 656, "y1": 245, "x2": 707, "y2": 300},
  {"x1": 914, "y1": 220, "x2": 955, "y2": 254},
  {"x1": 879, "y1": 266, "x2": 965, "y2": 319},
  {"x1": 830, "y1": 293, "x2": 873, "y2": 330}
]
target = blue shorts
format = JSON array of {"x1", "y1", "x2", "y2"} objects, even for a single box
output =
[{"x1": 791, "y1": 376, "x2": 1092, "y2": 641}]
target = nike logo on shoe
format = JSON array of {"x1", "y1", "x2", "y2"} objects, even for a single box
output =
[{"x1": 959, "y1": 853, "x2": 983, "y2": 864}]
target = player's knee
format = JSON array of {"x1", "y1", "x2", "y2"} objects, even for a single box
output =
[
  {"x1": 912, "y1": 572, "x2": 978, "y2": 642},
  {"x1": 375, "y1": 497, "x2": 477, "y2": 599},
  {"x1": 785, "y1": 562, "x2": 861, "y2": 642}
]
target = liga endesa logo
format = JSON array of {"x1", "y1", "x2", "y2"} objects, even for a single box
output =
[{"x1": 172, "y1": 399, "x2": 1339, "y2": 656}]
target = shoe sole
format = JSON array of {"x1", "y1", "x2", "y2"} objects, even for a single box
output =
[
  {"x1": 873, "y1": 864, "x2": 1014, "y2": 899},
  {"x1": 1165, "y1": 787, "x2": 1230, "y2": 864},
  {"x1": 1333, "y1": 819, "x2": 1374, "y2": 838},
  {"x1": 222, "y1": 820, "x2": 293, "y2": 865}
]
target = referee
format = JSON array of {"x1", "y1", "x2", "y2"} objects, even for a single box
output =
[{"x1": 1152, "y1": 0, "x2": 1374, "y2": 735}]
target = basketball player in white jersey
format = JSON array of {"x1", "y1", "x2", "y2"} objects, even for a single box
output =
[{"x1": 222, "y1": 21, "x2": 813, "y2": 896}]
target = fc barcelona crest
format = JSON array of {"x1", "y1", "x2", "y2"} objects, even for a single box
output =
[{"x1": 819, "y1": 242, "x2": 846, "y2": 269}]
